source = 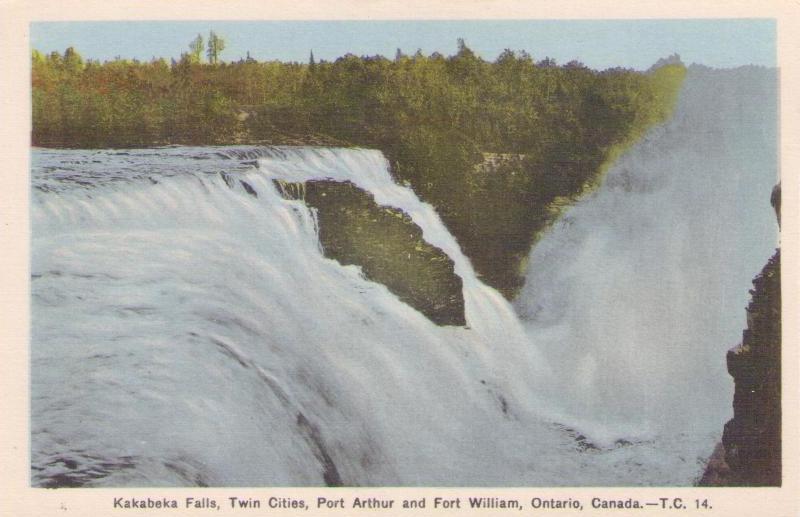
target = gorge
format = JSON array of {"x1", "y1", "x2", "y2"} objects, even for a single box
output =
[{"x1": 30, "y1": 57, "x2": 779, "y2": 486}]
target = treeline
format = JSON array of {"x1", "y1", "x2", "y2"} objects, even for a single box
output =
[{"x1": 31, "y1": 41, "x2": 685, "y2": 297}]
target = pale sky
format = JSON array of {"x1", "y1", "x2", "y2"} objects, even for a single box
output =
[{"x1": 31, "y1": 19, "x2": 776, "y2": 71}]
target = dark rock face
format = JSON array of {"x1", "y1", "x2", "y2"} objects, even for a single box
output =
[
  {"x1": 700, "y1": 247, "x2": 781, "y2": 487},
  {"x1": 699, "y1": 184, "x2": 781, "y2": 487},
  {"x1": 720, "y1": 248, "x2": 781, "y2": 485},
  {"x1": 277, "y1": 179, "x2": 466, "y2": 326}
]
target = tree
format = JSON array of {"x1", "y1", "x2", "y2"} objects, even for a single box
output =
[
  {"x1": 456, "y1": 38, "x2": 476, "y2": 59},
  {"x1": 63, "y1": 47, "x2": 83, "y2": 72},
  {"x1": 31, "y1": 49, "x2": 45, "y2": 65},
  {"x1": 538, "y1": 57, "x2": 557, "y2": 68},
  {"x1": 565, "y1": 60, "x2": 586, "y2": 70},
  {"x1": 496, "y1": 48, "x2": 516, "y2": 65},
  {"x1": 207, "y1": 30, "x2": 226, "y2": 64},
  {"x1": 188, "y1": 34, "x2": 204, "y2": 63}
]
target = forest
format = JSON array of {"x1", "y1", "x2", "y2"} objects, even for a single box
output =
[{"x1": 31, "y1": 37, "x2": 686, "y2": 297}]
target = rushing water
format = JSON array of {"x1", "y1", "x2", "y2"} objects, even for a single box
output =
[
  {"x1": 515, "y1": 64, "x2": 779, "y2": 443},
  {"x1": 30, "y1": 65, "x2": 777, "y2": 487}
]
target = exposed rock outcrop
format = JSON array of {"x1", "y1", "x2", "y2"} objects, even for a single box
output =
[
  {"x1": 277, "y1": 179, "x2": 466, "y2": 326},
  {"x1": 720, "y1": 248, "x2": 781, "y2": 485},
  {"x1": 700, "y1": 184, "x2": 781, "y2": 486}
]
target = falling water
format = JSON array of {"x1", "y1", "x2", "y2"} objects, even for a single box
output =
[
  {"x1": 30, "y1": 65, "x2": 777, "y2": 487},
  {"x1": 516, "y1": 65, "x2": 778, "y2": 442}
]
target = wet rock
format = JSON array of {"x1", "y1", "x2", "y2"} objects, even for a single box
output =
[
  {"x1": 279, "y1": 179, "x2": 466, "y2": 326},
  {"x1": 720, "y1": 249, "x2": 781, "y2": 485},
  {"x1": 699, "y1": 184, "x2": 781, "y2": 487}
]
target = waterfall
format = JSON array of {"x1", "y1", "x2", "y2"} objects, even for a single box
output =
[
  {"x1": 31, "y1": 146, "x2": 558, "y2": 487},
  {"x1": 516, "y1": 65, "x2": 778, "y2": 443},
  {"x1": 30, "y1": 65, "x2": 777, "y2": 487}
]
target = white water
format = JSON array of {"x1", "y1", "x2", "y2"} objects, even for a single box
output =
[
  {"x1": 31, "y1": 66, "x2": 777, "y2": 487},
  {"x1": 515, "y1": 65, "x2": 778, "y2": 443}
]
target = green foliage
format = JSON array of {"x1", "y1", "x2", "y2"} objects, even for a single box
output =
[
  {"x1": 188, "y1": 34, "x2": 204, "y2": 64},
  {"x1": 31, "y1": 42, "x2": 685, "y2": 298},
  {"x1": 207, "y1": 31, "x2": 226, "y2": 65}
]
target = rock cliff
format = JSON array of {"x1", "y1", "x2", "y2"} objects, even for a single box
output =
[
  {"x1": 277, "y1": 179, "x2": 466, "y2": 327},
  {"x1": 719, "y1": 248, "x2": 781, "y2": 485},
  {"x1": 700, "y1": 185, "x2": 781, "y2": 486}
]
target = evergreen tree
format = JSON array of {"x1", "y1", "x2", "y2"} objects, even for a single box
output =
[
  {"x1": 189, "y1": 34, "x2": 204, "y2": 63},
  {"x1": 63, "y1": 47, "x2": 83, "y2": 72},
  {"x1": 207, "y1": 31, "x2": 226, "y2": 64}
]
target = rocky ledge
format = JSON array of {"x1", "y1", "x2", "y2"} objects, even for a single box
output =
[{"x1": 277, "y1": 179, "x2": 466, "y2": 327}]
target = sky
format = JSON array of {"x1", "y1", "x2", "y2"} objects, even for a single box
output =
[{"x1": 30, "y1": 19, "x2": 776, "y2": 71}]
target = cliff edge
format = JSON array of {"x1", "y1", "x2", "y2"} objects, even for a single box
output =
[
  {"x1": 700, "y1": 185, "x2": 781, "y2": 486},
  {"x1": 277, "y1": 179, "x2": 466, "y2": 327}
]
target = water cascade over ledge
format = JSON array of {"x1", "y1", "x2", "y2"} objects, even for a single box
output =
[
  {"x1": 515, "y1": 65, "x2": 778, "y2": 443},
  {"x1": 30, "y1": 66, "x2": 777, "y2": 487}
]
